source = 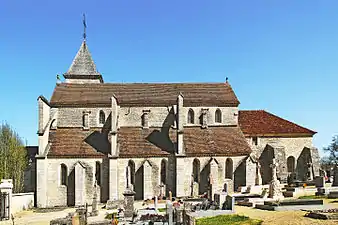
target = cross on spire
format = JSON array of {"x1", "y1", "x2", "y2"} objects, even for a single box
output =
[{"x1": 83, "y1": 13, "x2": 87, "y2": 41}]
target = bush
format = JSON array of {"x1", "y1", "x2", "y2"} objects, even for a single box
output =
[{"x1": 196, "y1": 214, "x2": 262, "y2": 225}]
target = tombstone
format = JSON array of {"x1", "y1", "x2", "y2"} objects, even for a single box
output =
[
  {"x1": 154, "y1": 196, "x2": 158, "y2": 212},
  {"x1": 315, "y1": 176, "x2": 325, "y2": 188},
  {"x1": 166, "y1": 201, "x2": 173, "y2": 225},
  {"x1": 333, "y1": 167, "x2": 338, "y2": 187},
  {"x1": 75, "y1": 207, "x2": 87, "y2": 225},
  {"x1": 269, "y1": 159, "x2": 284, "y2": 200},
  {"x1": 224, "y1": 179, "x2": 234, "y2": 194},
  {"x1": 90, "y1": 181, "x2": 99, "y2": 216},
  {"x1": 223, "y1": 195, "x2": 235, "y2": 212},
  {"x1": 123, "y1": 188, "x2": 136, "y2": 218}
]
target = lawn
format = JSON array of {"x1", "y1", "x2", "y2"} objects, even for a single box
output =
[{"x1": 196, "y1": 214, "x2": 262, "y2": 225}]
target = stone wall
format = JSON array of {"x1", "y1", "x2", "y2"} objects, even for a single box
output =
[{"x1": 11, "y1": 192, "x2": 34, "y2": 215}]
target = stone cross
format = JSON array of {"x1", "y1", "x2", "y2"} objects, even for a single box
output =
[
  {"x1": 270, "y1": 159, "x2": 278, "y2": 181},
  {"x1": 256, "y1": 162, "x2": 262, "y2": 185},
  {"x1": 307, "y1": 162, "x2": 314, "y2": 181}
]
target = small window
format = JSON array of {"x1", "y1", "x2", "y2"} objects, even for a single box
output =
[
  {"x1": 61, "y1": 164, "x2": 67, "y2": 186},
  {"x1": 95, "y1": 162, "x2": 101, "y2": 186},
  {"x1": 215, "y1": 109, "x2": 222, "y2": 123},
  {"x1": 99, "y1": 110, "x2": 105, "y2": 125},
  {"x1": 252, "y1": 137, "x2": 258, "y2": 146},
  {"x1": 188, "y1": 109, "x2": 194, "y2": 124}
]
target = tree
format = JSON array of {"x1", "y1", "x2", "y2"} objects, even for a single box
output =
[
  {"x1": 0, "y1": 123, "x2": 28, "y2": 193},
  {"x1": 323, "y1": 135, "x2": 338, "y2": 167}
]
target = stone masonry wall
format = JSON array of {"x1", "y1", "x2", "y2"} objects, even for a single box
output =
[{"x1": 40, "y1": 158, "x2": 104, "y2": 207}]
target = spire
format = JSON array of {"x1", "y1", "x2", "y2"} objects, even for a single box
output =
[
  {"x1": 64, "y1": 41, "x2": 101, "y2": 76},
  {"x1": 62, "y1": 14, "x2": 103, "y2": 83}
]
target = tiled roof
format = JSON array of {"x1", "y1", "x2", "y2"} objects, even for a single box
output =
[
  {"x1": 238, "y1": 110, "x2": 316, "y2": 136},
  {"x1": 48, "y1": 128, "x2": 105, "y2": 158},
  {"x1": 184, "y1": 126, "x2": 251, "y2": 156},
  {"x1": 47, "y1": 126, "x2": 251, "y2": 158},
  {"x1": 50, "y1": 82, "x2": 240, "y2": 107}
]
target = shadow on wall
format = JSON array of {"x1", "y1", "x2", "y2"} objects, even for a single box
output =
[
  {"x1": 259, "y1": 145, "x2": 274, "y2": 184},
  {"x1": 84, "y1": 113, "x2": 112, "y2": 154},
  {"x1": 67, "y1": 169, "x2": 75, "y2": 206},
  {"x1": 234, "y1": 159, "x2": 246, "y2": 191},
  {"x1": 296, "y1": 147, "x2": 312, "y2": 181},
  {"x1": 135, "y1": 164, "x2": 144, "y2": 200},
  {"x1": 146, "y1": 107, "x2": 176, "y2": 154}
]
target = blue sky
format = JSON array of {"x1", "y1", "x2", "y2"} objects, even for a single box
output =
[{"x1": 0, "y1": 1, "x2": 337, "y2": 155}]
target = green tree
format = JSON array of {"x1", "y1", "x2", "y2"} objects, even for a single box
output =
[
  {"x1": 0, "y1": 123, "x2": 28, "y2": 193},
  {"x1": 323, "y1": 135, "x2": 338, "y2": 167}
]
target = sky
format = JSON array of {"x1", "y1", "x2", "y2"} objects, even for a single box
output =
[{"x1": 0, "y1": 0, "x2": 338, "y2": 156}]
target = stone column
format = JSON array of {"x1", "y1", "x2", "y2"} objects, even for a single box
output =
[
  {"x1": 110, "y1": 95, "x2": 118, "y2": 156},
  {"x1": 143, "y1": 161, "x2": 152, "y2": 200},
  {"x1": 75, "y1": 163, "x2": 86, "y2": 206},
  {"x1": 177, "y1": 93, "x2": 184, "y2": 155}
]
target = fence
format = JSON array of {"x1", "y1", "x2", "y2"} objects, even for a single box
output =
[{"x1": 0, "y1": 192, "x2": 9, "y2": 221}]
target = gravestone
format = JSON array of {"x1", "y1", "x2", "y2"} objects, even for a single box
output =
[
  {"x1": 224, "y1": 179, "x2": 234, "y2": 194},
  {"x1": 333, "y1": 167, "x2": 338, "y2": 187},
  {"x1": 256, "y1": 163, "x2": 262, "y2": 185},
  {"x1": 166, "y1": 201, "x2": 173, "y2": 225},
  {"x1": 123, "y1": 188, "x2": 136, "y2": 218},
  {"x1": 315, "y1": 176, "x2": 325, "y2": 188},
  {"x1": 223, "y1": 195, "x2": 235, "y2": 212},
  {"x1": 154, "y1": 196, "x2": 158, "y2": 212},
  {"x1": 90, "y1": 181, "x2": 99, "y2": 216},
  {"x1": 269, "y1": 159, "x2": 284, "y2": 200}
]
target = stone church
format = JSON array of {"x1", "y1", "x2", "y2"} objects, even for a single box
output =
[{"x1": 35, "y1": 38, "x2": 320, "y2": 208}]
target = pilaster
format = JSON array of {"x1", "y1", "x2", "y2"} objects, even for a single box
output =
[
  {"x1": 177, "y1": 93, "x2": 184, "y2": 155},
  {"x1": 109, "y1": 158, "x2": 119, "y2": 200},
  {"x1": 143, "y1": 161, "x2": 152, "y2": 200}
]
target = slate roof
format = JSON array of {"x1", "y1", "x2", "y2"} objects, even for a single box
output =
[
  {"x1": 50, "y1": 82, "x2": 240, "y2": 107},
  {"x1": 64, "y1": 41, "x2": 101, "y2": 76},
  {"x1": 238, "y1": 110, "x2": 316, "y2": 136},
  {"x1": 47, "y1": 126, "x2": 251, "y2": 158}
]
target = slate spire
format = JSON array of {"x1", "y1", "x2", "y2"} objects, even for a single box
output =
[{"x1": 63, "y1": 14, "x2": 103, "y2": 83}]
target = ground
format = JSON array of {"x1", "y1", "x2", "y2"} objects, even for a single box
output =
[{"x1": 0, "y1": 200, "x2": 337, "y2": 225}]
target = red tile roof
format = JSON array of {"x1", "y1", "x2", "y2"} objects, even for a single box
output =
[
  {"x1": 50, "y1": 82, "x2": 239, "y2": 107},
  {"x1": 238, "y1": 110, "x2": 316, "y2": 137},
  {"x1": 47, "y1": 126, "x2": 251, "y2": 158}
]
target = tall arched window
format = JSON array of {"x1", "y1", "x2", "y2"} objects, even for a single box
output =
[
  {"x1": 95, "y1": 162, "x2": 101, "y2": 186},
  {"x1": 99, "y1": 110, "x2": 105, "y2": 125},
  {"x1": 128, "y1": 160, "x2": 136, "y2": 185},
  {"x1": 193, "y1": 158, "x2": 200, "y2": 182},
  {"x1": 60, "y1": 164, "x2": 67, "y2": 186},
  {"x1": 225, "y1": 158, "x2": 233, "y2": 179},
  {"x1": 188, "y1": 109, "x2": 194, "y2": 124},
  {"x1": 161, "y1": 159, "x2": 167, "y2": 185},
  {"x1": 215, "y1": 109, "x2": 222, "y2": 123}
]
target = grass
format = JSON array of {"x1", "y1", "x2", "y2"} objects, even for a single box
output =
[
  {"x1": 196, "y1": 214, "x2": 262, "y2": 225},
  {"x1": 298, "y1": 195, "x2": 326, "y2": 199},
  {"x1": 158, "y1": 208, "x2": 166, "y2": 212},
  {"x1": 105, "y1": 212, "x2": 118, "y2": 220}
]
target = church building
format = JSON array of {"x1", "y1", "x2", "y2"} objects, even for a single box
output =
[{"x1": 35, "y1": 36, "x2": 320, "y2": 208}]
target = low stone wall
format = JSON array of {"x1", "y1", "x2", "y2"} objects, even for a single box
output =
[{"x1": 12, "y1": 192, "x2": 34, "y2": 214}]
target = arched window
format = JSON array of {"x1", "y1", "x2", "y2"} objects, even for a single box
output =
[
  {"x1": 161, "y1": 159, "x2": 167, "y2": 184},
  {"x1": 128, "y1": 160, "x2": 135, "y2": 185},
  {"x1": 82, "y1": 114, "x2": 86, "y2": 127},
  {"x1": 193, "y1": 158, "x2": 200, "y2": 182},
  {"x1": 287, "y1": 156, "x2": 295, "y2": 173},
  {"x1": 95, "y1": 162, "x2": 101, "y2": 186},
  {"x1": 60, "y1": 164, "x2": 67, "y2": 186},
  {"x1": 225, "y1": 158, "x2": 233, "y2": 179},
  {"x1": 99, "y1": 110, "x2": 105, "y2": 125},
  {"x1": 215, "y1": 109, "x2": 222, "y2": 123},
  {"x1": 188, "y1": 109, "x2": 194, "y2": 124}
]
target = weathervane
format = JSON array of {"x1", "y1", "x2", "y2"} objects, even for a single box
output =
[{"x1": 83, "y1": 13, "x2": 87, "y2": 41}]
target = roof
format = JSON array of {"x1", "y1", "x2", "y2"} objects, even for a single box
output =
[
  {"x1": 47, "y1": 126, "x2": 251, "y2": 158},
  {"x1": 238, "y1": 110, "x2": 316, "y2": 137},
  {"x1": 50, "y1": 82, "x2": 240, "y2": 107},
  {"x1": 64, "y1": 41, "x2": 100, "y2": 76},
  {"x1": 184, "y1": 126, "x2": 252, "y2": 156}
]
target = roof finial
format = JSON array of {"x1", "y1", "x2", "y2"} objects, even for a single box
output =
[
  {"x1": 83, "y1": 13, "x2": 87, "y2": 41},
  {"x1": 226, "y1": 77, "x2": 229, "y2": 83}
]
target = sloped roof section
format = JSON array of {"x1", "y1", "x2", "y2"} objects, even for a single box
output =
[
  {"x1": 184, "y1": 126, "x2": 251, "y2": 156},
  {"x1": 238, "y1": 110, "x2": 316, "y2": 136},
  {"x1": 50, "y1": 82, "x2": 240, "y2": 107},
  {"x1": 64, "y1": 41, "x2": 101, "y2": 76}
]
